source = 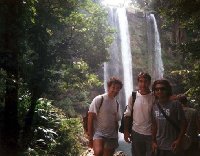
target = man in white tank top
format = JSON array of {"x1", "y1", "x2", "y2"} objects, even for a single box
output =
[
  {"x1": 124, "y1": 72, "x2": 154, "y2": 156},
  {"x1": 88, "y1": 77, "x2": 123, "y2": 156}
]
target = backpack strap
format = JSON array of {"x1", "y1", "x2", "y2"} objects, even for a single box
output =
[
  {"x1": 98, "y1": 96, "x2": 104, "y2": 112},
  {"x1": 156, "y1": 102, "x2": 180, "y2": 132},
  {"x1": 116, "y1": 100, "x2": 119, "y2": 112},
  {"x1": 131, "y1": 91, "x2": 137, "y2": 116}
]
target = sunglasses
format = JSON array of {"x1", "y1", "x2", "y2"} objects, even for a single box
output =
[{"x1": 155, "y1": 87, "x2": 167, "y2": 92}]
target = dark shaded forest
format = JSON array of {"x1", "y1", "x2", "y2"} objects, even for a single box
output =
[
  {"x1": 0, "y1": 0, "x2": 112, "y2": 155},
  {"x1": 0, "y1": 0, "x2": 200, "y2": 155}
]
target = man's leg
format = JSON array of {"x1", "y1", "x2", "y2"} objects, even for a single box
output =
[
  {"x1": 145, "y1": 135, "x2": 153, "y2": 156},
  {"x1": 93, "y1": 139, "x2": 104, "y2": 156},
  {"x1": 132, "y1": 141, "x2": 146, "y2": 156},
  {"x1": 131, "y1": 131, "x2": 152, "y2": 156},
  {"x1": 103, "y1": 138, "x2": 118, "y2": 156},
  {"x1": 131, "y1": 131, "x2": 145, "y2": 156}
]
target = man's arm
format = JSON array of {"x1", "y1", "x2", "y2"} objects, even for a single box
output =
[
  {"x1": 152, "y1": 117, "x2": 157, "y2": 143},
  {"x1": 124, "y1": 116, "x2": 132, "y2": 143},
  {"x1": 124, "y1": 95, "x2": 133, "y2": 143},
  {"x1": 177, "y1": 118, "x2": 187, "y2": 141},
  {"x1": 172, "y1": 104, "x2": 187, "y2": 151},
  {"x1": 151, "y1": 111, "x2": 158, "y2": 152},
  {"x1": 87, "y1": 112, "x2": 95, "y2": 148},
  {"x1": 177, "y1": 104, "x2": 187, "y2": 142},
  {"x1": 196, "y1": 111, "x2": 200, "y2": 133}
]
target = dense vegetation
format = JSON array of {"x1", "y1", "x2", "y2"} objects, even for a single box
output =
[
  {"x1": 150, "y1": 0, "x2": 200, "y2": 108},
  {"x1": 0, "y1": 0, "x2": 113, "y2": 155}
]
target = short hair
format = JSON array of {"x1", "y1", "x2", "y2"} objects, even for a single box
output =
[
  {"x1": 137, "y1": 72, "x2": 151, "y2": 82},
  {"x1": 177, "y1": 94, "x2": 188, "y2": 105},
  {"x1": 107, "y1": 77, "x2": 123, "y2": 89},
  {"x1": 152, "y1": 79, "x2": 172, "y2": 97}
]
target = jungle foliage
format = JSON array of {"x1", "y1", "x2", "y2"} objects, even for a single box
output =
[
  {"x1": 150, "y1": 0, "x2": 200, "y2": 107},
  {"x1": 0, "y1": 0, "x2": 113, "y2": 155}
]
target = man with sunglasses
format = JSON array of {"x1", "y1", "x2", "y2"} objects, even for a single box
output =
[
  {"x1": 124, "y1": 72, "x2": 154, "y2": 156},
  {"x1": 151, "y1": 79, "x2": 187, "y2": 156}
]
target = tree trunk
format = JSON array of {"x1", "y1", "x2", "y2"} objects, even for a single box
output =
[{"x1": 1, "y1": 1, "x2": 20, "y2": 155}]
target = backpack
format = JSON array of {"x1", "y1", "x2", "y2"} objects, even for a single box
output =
[
  {"x1": 83, "y1": 96, "x2": 104, "y2": 133},
  {"x1": 119, "y1": 91, "x2": 136, "y2": 133}
]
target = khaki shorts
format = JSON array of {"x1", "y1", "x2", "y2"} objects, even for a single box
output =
[{"x1": 93, "y1": 133, "x2": 119, "y2": 149}]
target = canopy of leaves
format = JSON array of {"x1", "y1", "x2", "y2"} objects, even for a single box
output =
[
  {"x1": 18, "y1": 0, "x2": 113, "y2": 95},
  {"x1": 13, "y1": 0, "x2": 113, "y2": 115}
]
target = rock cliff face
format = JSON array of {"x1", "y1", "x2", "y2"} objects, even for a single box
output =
[
  {"x1": 127, "y1": 10, "x2": 148, "y2": 87},
  {"x1": 126, "y1": 7, "x2": 183, "y2": 93},
  {"x1": 127, "y1": 8, "x2": 166, "y2": 86}
]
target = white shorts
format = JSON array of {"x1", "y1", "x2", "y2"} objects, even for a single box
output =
[{"x1": 93, "y1": 133, "x2": 119, "y2": 149}]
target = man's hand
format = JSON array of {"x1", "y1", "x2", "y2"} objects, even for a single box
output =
[
  {"x1": 124, "y1": 131, "x2": 131, "y2": 143},
  {"x1": 152, "y1": 141, "x2": 158, "y2": 153},
  {"x1": 171, "y1": 139, "x2": 181, "y2": 152}
]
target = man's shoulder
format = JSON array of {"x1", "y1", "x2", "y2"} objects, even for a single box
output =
[
  {"x1": 93, "y1": 93, "x2": 106, "y2": 100},
  {"x1": 185, "y1": 107, "x2": 197, "y2": 113}
]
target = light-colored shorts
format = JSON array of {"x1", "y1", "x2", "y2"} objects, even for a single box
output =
[{"x1": 93, "y1": 133, "x2": 119, "y2": 149}]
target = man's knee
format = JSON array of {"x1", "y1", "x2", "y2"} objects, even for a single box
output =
[{"x1": 93, "y1": 139, "x2": 104, "y2": 156}]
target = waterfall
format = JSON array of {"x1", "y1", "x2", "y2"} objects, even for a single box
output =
[
  {"x1": 118, "y1": 8, "x2": 133, "y2": 106},
  {"x1": 103, "y1": 5, "x2": 133, "y2": 111},
  {"x1": 147, "y1": 14, "x2": 164, "y2": 82},
  {"x1": 104, "y1": 7, "x2": 121, "y2": 93},
  {"x1": 103, "y1": 5, "x2": 164, "y2": 108}
]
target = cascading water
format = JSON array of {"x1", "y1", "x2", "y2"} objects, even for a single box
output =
[
  {"x1": 103, "y1": 7, "x2": 121, "y2": 93},
  {"x1": 118, "y1": 8, "x2": 133, "y2": 108},
  {"x1": 146, "y1": 13, "x2": 164, "y2": 82},
  {"x1": 152, "y1": 14, "x2": 164, "y2": 79},
  {"x1": 103, "y1": 1, "x2": 133, "y2": 112}
]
